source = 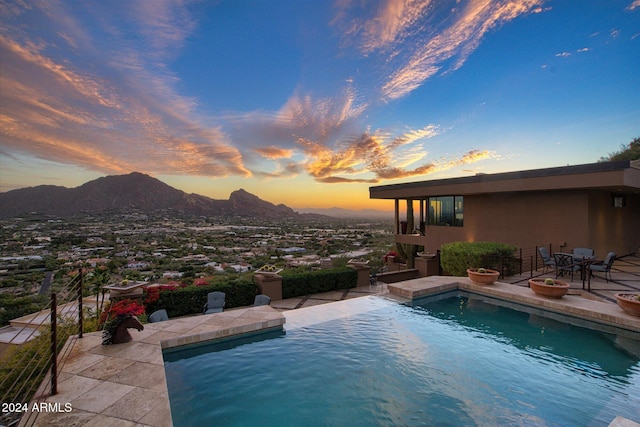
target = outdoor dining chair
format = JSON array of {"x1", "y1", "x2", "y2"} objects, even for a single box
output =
[
  {"x1": 573, "y1": 247, "x2": 595, "y2": 259},
  {"x1": 554, "y1": 253, "x2": 580, "y2": 281},
  {"x1": 538, "y1": 247, "x2": 555, "y2": 271},
  {"x1": 589, "y1": 252, "x2": 616, "y2": 283}
]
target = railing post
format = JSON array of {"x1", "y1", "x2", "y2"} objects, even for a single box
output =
[
  {"x1": 78, "y1": 270, "x2": 83, "y2": 339},
  {"x1": 530, "y1": 255, "x2": 533, "y2": 278},
  {"x1": 50, "y1": 292, "x2": 57, "y2": 396},
  {"x1": 519, "y1": 248, "x2": 523, "y2": 275}
]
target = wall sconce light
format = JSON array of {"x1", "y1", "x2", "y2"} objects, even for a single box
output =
[{"x1": 612, "y1": 194, "x2": 626, "y2": 208}]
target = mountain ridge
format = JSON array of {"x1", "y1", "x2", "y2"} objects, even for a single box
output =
[{"x1": 0, "y1": 172, "x2": 300, "y2": 219}]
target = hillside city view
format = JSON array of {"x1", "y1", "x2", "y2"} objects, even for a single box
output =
[
  {"x1": 0, "y1": 210, "x2": 394, "y2": 327},
  {"x1": 1, "y1": 1, "x2": 639, "y2": 425}
]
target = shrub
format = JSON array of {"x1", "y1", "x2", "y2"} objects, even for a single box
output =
[
  {"x1": 282, "y1": 267, "x2": 357, "y2": 299},
  {"x1": 98, "y1": 299, "x2": 145, "y2": 328},
  {"x1": 144, "y1": 278, "x2": 257, "y2": 318},
  {"x1": 440, "y1": 241, "x2": 517, "y2": 276}
]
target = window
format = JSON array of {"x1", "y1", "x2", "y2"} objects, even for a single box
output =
[{"x1": 428, "y1": 196, "x2": 463, "y2": 227}]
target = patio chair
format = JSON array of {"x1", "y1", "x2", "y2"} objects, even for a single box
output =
[
  {"x1": 203, "y1": 291, "x2": 226, "y2": 314},
  {"x1": 253, "y1": 294, "x2": 271, "y2": 306},
  {"x1": 554, "y1": 253, "x2": 580, "y2": 281},
  {"x1": 538, "y1": 247, "x2": 555, "y2": 271},
  {"x1": 573, "y1": 247, "x2": 594, "y2": 259},
  {"x1": 589, "y1": 252, "x2": 616, "y2": 283},
  {"x1": 149, "y1": 309, "x2": 169, "y2": 323}
]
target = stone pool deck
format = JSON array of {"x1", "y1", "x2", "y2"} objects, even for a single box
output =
[
  {"x1": 19, "y1": 277, "x2": 640, "y2": 427},
  {"x1": 389, "y1": 276, "x2": 640, "y2": 334},
  {"x1": 20, "y1": 305, "x2": 284, "y2": 427}
]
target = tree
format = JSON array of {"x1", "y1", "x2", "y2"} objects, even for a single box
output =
[
  {"x1": 91, "y1": 267, "x2": 110, "y2": 315},
  {"x1": 599, "y1": 137, "x2": 640, "y2": 162}
]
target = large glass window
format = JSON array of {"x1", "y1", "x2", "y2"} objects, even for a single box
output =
[{"x1": 428, "y1": 196, "x2": 463, "y2": 227}]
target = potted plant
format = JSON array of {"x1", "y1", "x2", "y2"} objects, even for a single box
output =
[
  {"x1": 467, "y1": 267, "x2": 500, "y2": 285},
  {"x1": 529, "y1": 277, "x2": 570, "y2": 298},
  {"x1": 99, "y1": 299, "x2": 146, "y2": 345},
  {"x1": 614, "y1": 293, "x2": 640, "y2": 317},
  {"x1": 256, "y1": 264, "x2": 283, "y2": 276}
]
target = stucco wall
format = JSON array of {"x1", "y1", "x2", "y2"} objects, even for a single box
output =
[
  {"x1": 422, "y1": 190, "x2": 639, "y2": 257},
  {"x1": 588, "y1": 191, "x2": 640, "y2": 256}
]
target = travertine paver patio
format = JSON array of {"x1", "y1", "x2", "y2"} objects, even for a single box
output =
[{"x1": 20, "y1": 305, "x2": 284, "y2": 427}]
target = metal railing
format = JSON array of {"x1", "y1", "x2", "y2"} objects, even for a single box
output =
[{"x1": 0, "y1": 271, "x2": 84, "y2": 427}]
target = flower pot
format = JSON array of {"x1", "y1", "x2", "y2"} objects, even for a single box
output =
[
  {"x1": 467, "y1": 268, "x2": 500, "y2": 285},
  {"x1": 529, "y1": 278, "x2": 570, "y2": 298},
  {"x1": 615, "y1": 293, "x2": 640, "y2": 317}
]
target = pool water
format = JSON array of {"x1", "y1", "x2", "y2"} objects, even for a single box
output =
[{"x1": 164, "y1": 294, "x2": 640, "y2": 426}]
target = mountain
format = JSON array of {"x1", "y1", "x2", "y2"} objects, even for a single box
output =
[{"x1": 0, "y1": 172, "x2": 301, "y2": 219}]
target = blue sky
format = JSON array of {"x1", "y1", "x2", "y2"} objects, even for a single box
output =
[{"x1": 0, "y1": 0, "x2": 638, "y2": 210}]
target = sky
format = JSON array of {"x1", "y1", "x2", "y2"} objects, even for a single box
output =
[{"x1": 0, "y1": 0, "x2": 639, "y2": 211}]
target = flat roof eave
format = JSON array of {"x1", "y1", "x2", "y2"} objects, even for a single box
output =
[{"x1": 370, "y1": 161, "x2": 640, "y2": 199}]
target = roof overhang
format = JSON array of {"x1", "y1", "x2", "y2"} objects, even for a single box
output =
[{"x1": 369, "y1": 160, "x2": 640, "y2": 200}]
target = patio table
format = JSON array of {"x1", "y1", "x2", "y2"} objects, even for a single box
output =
[{"x1": 571, "y1": 254, "x2": 598, "y2": 282}]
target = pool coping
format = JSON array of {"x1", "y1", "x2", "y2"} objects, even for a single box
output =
[{"x1": 20, "y1": 278, "x2": 640, "y2": 427}]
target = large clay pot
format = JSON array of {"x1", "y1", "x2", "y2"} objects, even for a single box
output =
[
  {"x1": 529, "y1": 278, "x2": 570, "y2": 298},
  {"x1": 615, "y1": 293, "x2": 640, "y2": 317},
  {"x1": 467, "y1": 268, "x2": 500, "y2": 285}
]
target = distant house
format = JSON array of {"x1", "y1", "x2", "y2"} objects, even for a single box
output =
[
  {"x1": 87, "y1": 257, "x2": 110, "y2": 267},
  {"x1": 126, "y1": 261, "x2": 150, "y2": 270},
  {"x1": 230, "y1": 263, "x2": 252, "y2": 273},
  {"x1": 369, "y1": 160, "x2": 640, "y2": 257},
  {"x1": 162, "y1": 271, "x2": 183, "y2": 278}
]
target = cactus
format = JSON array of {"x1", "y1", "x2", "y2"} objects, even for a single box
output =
[{"x1": 544, "y1": 278, "x2": 555, "y2": 286}]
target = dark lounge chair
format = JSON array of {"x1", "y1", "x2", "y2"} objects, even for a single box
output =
[
  {"x1": 203, "y1": 291, "x2": 226, "y2": 314},
  {"x1": 253, "y1": 294, "x2": 271, "y2": 306},
  {"x1": 149, "y1": 309, "x2": 169, "y2": 323}
]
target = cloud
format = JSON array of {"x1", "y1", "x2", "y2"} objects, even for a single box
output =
[
  {"x1": 360, "y1": 0, "x2": 433, "y2": 54},
  {"x1": 333, "y1": 0, "x2": 545, "y2": 101},
  {"x1": 628, "y1": 0, "x2": 640, "y2": 11},
  {"x1": 290, "y1": 125, "x2": 492, "y2": 183},
  {"x1": 0, "y1": 2, "x2": 251, "y2": 179},
  {"x1": 1, "y1": 1, "x2": 504, "y2": 189},
  {"x1": 253, "y1": 146, "x2": 294, "y2": 159}
]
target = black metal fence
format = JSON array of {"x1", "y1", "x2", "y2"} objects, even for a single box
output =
[{"x1": 0, "y1": 271, "x2": 84, "y2": 427}]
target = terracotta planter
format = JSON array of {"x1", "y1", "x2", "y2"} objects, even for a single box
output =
[
  {"x1": 529, "y1": 278, "x2": 570, "y2": 298},
  {"x1": 467, "y1": 268, "x2": 500, "y2": 285},
  {"x1": 615, "y1": 293, "x2": 640, "y2": 317}
]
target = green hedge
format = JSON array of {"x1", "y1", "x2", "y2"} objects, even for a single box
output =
[
  {"x1": 282, "y1": 267, "x2": 358, "y2": 299},
  {"x1": 145, "y1": 278, "x2": 257, "y2": 318},
  {"x1": 440, "y1": 241, "x2": 517, "y2": 276}
]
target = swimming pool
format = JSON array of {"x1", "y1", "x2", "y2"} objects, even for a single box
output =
[{"x1": 164, "y1": 293, "x2": 640, "y2": 426}]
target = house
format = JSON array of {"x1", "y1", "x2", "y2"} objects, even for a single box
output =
[{"x1": 369, "y1": 160, "x2": 640, "y2": 258}]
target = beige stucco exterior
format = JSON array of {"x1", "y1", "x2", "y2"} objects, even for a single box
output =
[{"x1": 370, "y1": 161, "x2": 640, "y2": 257}]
